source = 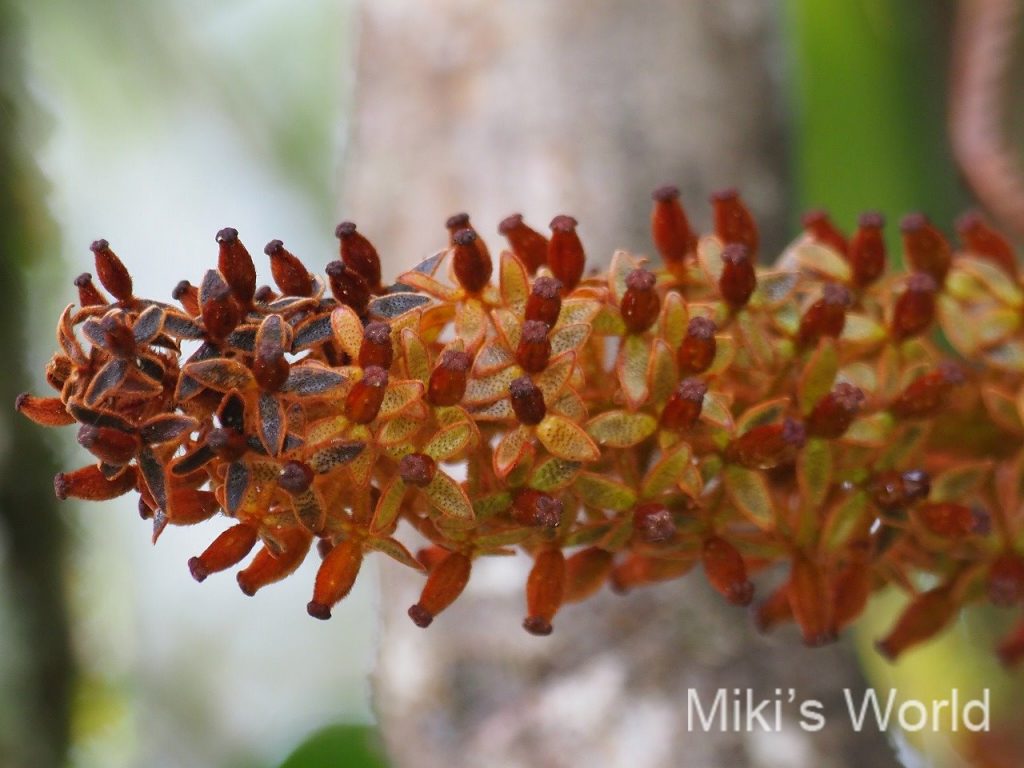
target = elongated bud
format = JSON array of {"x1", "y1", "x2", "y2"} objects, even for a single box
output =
[
  {"x1": 914, "y1": 502, "x2": 976, "y2": 538},
  {"x1": 727, "y1": 418, "x2": 806, "y2": 469},
  {"x1": 848, "y1": 212, "x2": 886, "y2": 287},
  {"x1": 278, "y1": 460, "x2": 315, "y2": 495},
  {"x1": 633, "y1": 502, "x2": 676, "y2": 542},
  {"x1": 797, "y1": 283, "x2": 850, "y2": 346},
  {"x1": 702, "y1": 535, "x2": 754, "y2": 606},
  {"x1": 254, "y1": 314, "x2": 290, "y2": 392},
  {"x1": 660, "y1": 377, "x2": 706, "y2": 431},
  {"x1": 409, "y1": 551, "x2": 472, "y2": 627},
  {"x1": 956, "y1": 210, "x2": 1018, "y2": 277},
  {"x1": 548, "y1": 215, "x2": 585, "y2": 290},
  {"x1": 525, "y1": 276, "x2": 562, "y2": 326},
  {"x1": 755, "y1": 584, "x2": 793, "y2": 633},
  {"x1": 45, "y1": 354, "x2": 71, "y2": 392},
  {"x1": 997, "y1": 617, "x2": 1024, "y2": 667},
  {"x1": 719, "y1": 243, "x2": 757, "y2": 307},
  {"x1": 711, "y1": 188, "x2": 758, "y2": 253},
  {"x1": 77, "y1": 424, "x2": 140, "y2": 466},
  {"x1": 75, "y1": 273, "x2": 108, "y2": 307},
  {"x1": 325, "y1": 260, "x2": 371, "y2": 315},
  {"x1": 509, "y1": 376, "x2": 546, "y2": 425},
  {"x1": 188, "y1": 523, "x2": 259, "y2": 582},
  {"x1": 511, "y1": 488, "x2": 562, "y2": 527},
  {"x1": 98, "y1": 313, "x2": 136, "y2": 358},
  {"x1": 427, "y1": 349, "x2": 471, "y2": 406},
  {"x1": 345, "y1": 366, "x2": 388, "y2": 424},
  {"x1": 610, "y1": 554, "x2": 694, "y2": 593},
  {"x1": 207, "y1": 427, "x2": 249, "y2": 462},
  {"x1": 806, "y1": 382, "x2": 864, "y2": 438},
  {"x1": 651, "y1": 185, "x2": 697, "y2": 273},
  {"x1": 678, "y1": 317, "x2": 717, "y2": 374},
  {"x1": 988, "y1": 551, "x2": 1024, "y2": 606},
  {"x1": 900, "y1": 213, "x2": 951, "y2": 284},
  {"x1": 358, "y1": 321, "x2": 393, "y2": 369},
  {"x1": 620, "y1": 268, "x2": 660, "y2": 333},
  {"x1": 524, "y1": 547, "x2": 566, "y2": 635},
  {"x1": 788, "y1": 552, "x2": 836, "y2": 646},
  {"x1": 452, "y1": 228, "x2": 493, "y2": 294},
  {"x1": 875, "y1": 584, "x2": 957, "y2": 660},
  {"x1": 516, "y1": 320, "x2": 552, "y2": 373},
  {"x1": 54, "y1": 464, "x2": 136, "y2": 501},
  {"x1": 199, "y1": 269, "x2": 241, "y2": 341},
  {"x1": 802, "y1": 209, "x2": 847, "y2": 256},
  {"x1": 167, "y1": 487, "x2": 220, "y2": 525},
  {"x1": 889, "y1": 362, "x2": 964, "y2": 420},
  {"x1": 16, "y1": 393, "x2": 73, "y2": 426},
  {"x1": 832, "y1": 555, "x2": 872, "y2": 630},
  {"x1": 869, "y1": 469, "x2": 930, "y2": 512},
  {"x1": 335, "y1": 221, "x2": 382, "y2": 290},
  {"x1": 264, "y1": 239, "x2": 313, "y2": 297},
  {"x1": 564, "y1": 547, "x2": 614, "y2": 603},
  {"x1": 90, "y1": 239, "x2": 134, "y2": 301},
  {"x1": 399, "y1": 453, "x2": 437, "y2": 487},
  {"x1": 216, "y1": 227, "x2": 257, "y2": 306},
  {"x1": 308, "y1": 538, "x2": 363, "y2": 619},
  {"x1": 237, "y1": 529, "x2": 311, "y2": 596},
  {"x1": 499, "y1": 213, "x2": 548, "y2": 273},
  {"x1": 890, "y1": 272, "x2": 937, "y2": 341},
  {"x1": 172, "y1": 280, "x2": 200, "y2": 316}
]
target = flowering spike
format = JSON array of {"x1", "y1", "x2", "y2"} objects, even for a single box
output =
[
  {"x1": 547, "y1": 215, "x2": 585, "y2": 290},
  {"x1": 358, "y1": 321, "x2": 394, "y2": 370},
  {"x1": 524, "y1": 547, "x2": 566, "y2": 635},
  {"x1": 956, "y1": 210, "x2": 1018, "y2": 277},
  {"x1": 620, "y1": 268, "x2": 659, "y2": 333},
  {"x1": 451, "y1": 228, "x2": 493, "y2": 294},
  {"x1": 660, "y1": 378, "x2": 706, "y2": 431},
  {"x1": 890, "y1": 272, "x2": 937, "y2": 341},
  {"x1": 308, "y1": 538, "x2": 363, "y2": 619},
  {"x1": 325, "y1": 260, "x2": 371, "y2": 315},
  {"x1": 427, "y1": 349, "x2": 471, "y2": 407},
  {"x1": 172, "y1": 280, "x2": 200, "y2": 316},
  {"x1": 711, "y1": 188, "x2": 758, "y2": 254},
  {"x1": 524, "y1": 276, "x2": 562, "y2": 326},
  {"x1": 188, "y1": 523, "x2": 259, "y2": 582},
  {"x1": 499, "y1": 213, "x2": 548, "y2": 274},
  {"x1": 702, "y1": 535, "x2": 754, "y2": 606},
  {"x1": 900, "y1": 213, "x2": 952, "y2": 284},
  {"x1": 409, "y1": 551, "x2": 472, "y2": 627},
  {"x1": 515, "y1": 320, "x2": 552, "y2": 373},
  {"x1": 90, "y1": 239, "x2": 134, "y2": 301},
  {"x1": 806, "y1": 382, "x2": 864, "y2": 439},
  {"x1": 848, "y1": 212, "x2": 886, "y2": 287},
  {"x1": 335, "y1": 221, "x2": 382, "y2": 290},
  {"x1": 345, "y1": 366, "x2": 389, "y2": 424},
  {"x1": 802, "y1": 209, "x2": 847, "y2": 256},
  {"x1": 74, "y1": 273, "x2": 108, "y2": 307},
  {"x1": 650, "y1": 185, "x2": 697, "y2": 273},
  {"x1": 509, "y1": 376, "x2": 546, "y2": 426},
  {"x1": 677, "y1": 317, "x2": 717, "y2": 375},
  {"x1": 264, "y1": 239, "x2": 313, "y2": 297},
  {"x1": 215, "y1": 227, "x2": 257, "y2": 306},
  {"x1": 719, "y1": 244, "x2": 756, "y2": 307}
]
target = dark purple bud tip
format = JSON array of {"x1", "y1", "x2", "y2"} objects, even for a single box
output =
[
  {"x1": 832, "y1": 382, "x2": 865, "y2": 410},
  {"x1": 215, "y1": 227, "x2": 238, "y2": 244},
  {"x1": 523, "y1": 616, "x2": 553, "y2": 636},
  {"x1": 446, "y1": 212, "x2": 470, "y2": 230},
  {"x1": 53, "y1": 472, "x2": 69, "y2": 500},
  {"x1": 711, "y1": 188, "x2": 738, "y2": 202},
  {"x1": 307, "y1": 601, "x2": 332, "y2": 620},
  {"x1": 531, "y1": 276, "x2": 562, "y2": 299},
  {"x1": 509, "y1": 376, "x2": 539, "y2": 399},
  {"x1": 362, "y1": 365, "x2": 389, "y2": 388},
  {"x1": 822, "y1": 283, "x2": 852, "y2": 306},
  {"x1": 439, "y1": 349, "x2": 472, "y2": 372},
  {"x1": 363, "y1": 321, "x2": 391, "y2": 345},
  {"x1": 782, "y1": 418, "x2": 807, "y2": 448},
  {"x1": 652, "y1": 184, "x2": 680, "y2": 202},
  {"x1": 325, "y1": 259, "x2": 345, "y2": 278},
  {"x1": 626, "y1": 268, "x2": 656, "y2": 291},
  {"x1": 498, "y1": 213, "x2": 523, "y2": 234},
  {"x1": 264, "y1": 239, "x2": 284, "y2": 256},
  {"x1": 801, "y1": 209, "x2": 828, "y2": 226},
  {"x1": 678, "y1": 377, "x2": 708, "y2": 402},
  {"x1": 74, "y1": 272, "x2": 94, "y2": 287},
  {"x1": 14, "y1": 392, "x2": 29, "y2": 411},
  {"x1": 172, "y1": 280, "x2": 193, "y2": 300},
  {"x1": 279, "y1": 460, "x2": 314, "y2": 494},
  {"x1": 955, "y1": 210, "x2": 983, "y2": 234},
  {"x1": 721, "y1": 243, "x2": 750, "y2": 265},
  {"x1": 549, "y1": 215, "x2": 578, "y2": 232},
  {"x1": 535, "y1": 496, "x2": 563, "y2": 528},
  {"x1": 858, "y1": 211, "x2": 885, "y2": 229},
  {"x1": 76, "y1": 424, "x2": 99, "y2": 449},
  {"x1": 89, "y1": 239, "x2": 109, "y2": 252},
  {"x1": 317, "y1": 539, "x2": 333, "y2": 560},
  {"x1": 399, "y1": 453, "x2": 435, "y2": 487},
  {"x1": 520, "y1": 319, "x2": 550, "y2": 343},
  {"x1": 188, "y1": 557, "x2": 209, "y2": 583},
  {"x1": 938, "y1": 361, "x2": 966, "y2": 385},
  {"x1": 453, "y1": 228, "x2": 478, "y2": 246},
  {"x1": 687, "y1": 316, "x2": 717, "y2": 339},
  {"x1": 253, "y1": 286, "x2": 276, "y2": 303},
  {"x1": 900, "y1": 212, "x2": 928, "y2": 232},
  {"x1": 906, "y1": 272, "x2": 938, "y2": 293},
  {"x1": 335, "y1": 221, "x2": 357, "y2": 238},
  {"x1": 408, "y1": 604, "x2": 434, "y2": 628},
  {"x1": 237, "y1": 573, "x2": 257, "y2": 596}
]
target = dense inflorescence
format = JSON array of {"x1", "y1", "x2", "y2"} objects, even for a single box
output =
[{"x1": 17, "y1": 189, "x2": 1024, "y2": 662}]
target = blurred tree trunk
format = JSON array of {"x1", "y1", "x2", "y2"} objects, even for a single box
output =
[
  {"x1": 0, "y1": 4, "x2": 73, "y2": 767},
  {"x1": 342, "y1": 2, "x2": 899, "y2": 766}
]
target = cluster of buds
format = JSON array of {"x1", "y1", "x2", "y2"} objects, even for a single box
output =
[{"x1": 17, "y1": 187, "x2": 1024, "y2": 664}]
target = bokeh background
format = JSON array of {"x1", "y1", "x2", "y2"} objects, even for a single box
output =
[{"x1": 0, "y1": 1, "x2": 1021, "y2": 767}]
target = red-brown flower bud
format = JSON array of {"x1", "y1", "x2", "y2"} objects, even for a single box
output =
[
  {"x1": 254, "y1": 314, "x2": 290, "y2": 392},
  {"x1": 499, "y1": 213, "x2": 548, "y2": 274},
  {"x1": 207, "y1": 427, "x2": 249, "y2": 462},
  {"x1": 787, "y1": 552, "x2": 836, "y2": 646},
  {"x1": 633, "y1": 502, "x2": 676, "y2": 542},
  {"x1": 237, "y1": 529, "x2": 311, "y2": 596},
  {"x1": 914, "y1": 502, "x2": 976, "y2": 538},
  {"x1": 308, "y1": 538, "x2": 363, "y2": 620},
  {"x1": 797, "y1": 283, "x2": 850, "y2": 346},
  {"x1": 719, "y1": 243, "x2": 757, "y2": 307},
  {"x1": 875, "y1": 584, "x2": 957, "y2": 660},
  {"x1": 98, "y1": 313, "x2": 137, "y2": 358},
  {"x1": 660, "y1": 377, "x2": 707, "y2": 431},
  {"x1": 54, "y1": 464, "x2": 136, "y2": 501},
  {"x1": 188, "y1": 523, "x2": 259, "y2": 582},
  {"x1": 358, "y1": 321, "x2": 393, "y2": 370},
  {"x1": 956, "y1": 210, "x2": 1018, "y2": 278},
  {"x1": 409, "y1": 550, "x2": 472, "y2": 627},
  {"x1": 848, "y1": 212, "x2": 886, "y2": 287},
  {"x1": 548, "y1": 215, "x2": 585, "y2": 291},
  {"x1": 427, "y1": 349, "x2": 471, "y2": 406},
  {"x1": 167, "y1": 487, "x2": 220, "y2": 525},
  {"x1": 988, "y1": 551, "x2": 1024, "y2": 606},
  {"x1": 216, "y1": 227, "x2": 257, "y2": 306},
  {"x1": 524, "y1": 547, "x2": 566, "y2": 635},
  {"x1": 75, "y1": 272, "x2": 108, "y2": 307},
  {"x1": 278, "y1": 460, "x2": 315, "y2": 495},
  {"x1": 869, "y1": 469, "x2": 931, "y2": 512},
  {"x1": 264, "y1": 239, "x2": 313, "y2": 297},
  {"x1": 711, "y1": 188, "x2": 758, "y2": 254},
  {"x1": 727, "y1": 418, "x2": 806, "y2": 469},
  {"x1": 525, "y1": 276, "x2": 563, "y2": 327},
  {"x1": 325, "y1": 260, "x2": 371, "y2": 315},
  {"x1": 451, "y1": 228, "x2": 493, "y2": 294},
  {"x1": 651, "y1": 184, "x2": 697, "y2": 273},
  {"x1": 832, "y1": 555, "x2": 872, "y2": 631},
  {"x1": 610, "y1": 554, "x2": 694, "y2": 593},
  {"x1": 900, "y1": 213, "x2": 952, "y2": 285},
  {"x1": 172, "y1": 280, "x2": 200, "y2": 316},
  {"x1": 90, "y1": 239, "x2": 134, "y2": 301},
  {"x1": 806, "y1": 382, "x2": 864, "y2": 439},
  {"x1": 416, "y1": 545, "x2": 449, "y2": 572},
  {"x1": 335, "y1": 221, "x2": 382, "y2": 291},
  {"x1": 15, "y1": 393, "x2": 74, "y2": 426},
  {"x1": 399, "y1": 453, "x2": 437, "y2": 487},
  {"x1": 702, "y1": 535, "x2": 754, "y2": 606},
  {"x1": 516, "y1": 320, "x2": 552, "y2": 373},
  {"x1": 199, "y1": 269, "x2": 242, "y2": 341},
  {"x1": 564, "y1": 547, "x2": 614, "y2": 603},
  {"x1": 345, "y1": 366, "x2": 388, "y2": 424},
  {"x1": 253, "y1": 285, "x2": 277, "y2": 304},
  {"x1": 77, "y1": 424, "x2": 140, "y2": 466},
  {"x1": 890, "y1": 272, "x2": 937, "y2": 341},
  {"x1": 801, "y1": 209, "x2": 847, "y2": 257},
  {"x1": 677, "y1": 316, "x2": 717, "y2": 374},
  {"x1": 889, "y1": 362, "x2": 964, "y2": 420},
  {"x1": 511, "y1": 488, "x2": 562, "y2": 528},
  {"x1": 620, "y1": 268, "x2": 660, "y2": 333},
  {"x1": 509, "y1": 376, "x2": 546, "y2": 426}
]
